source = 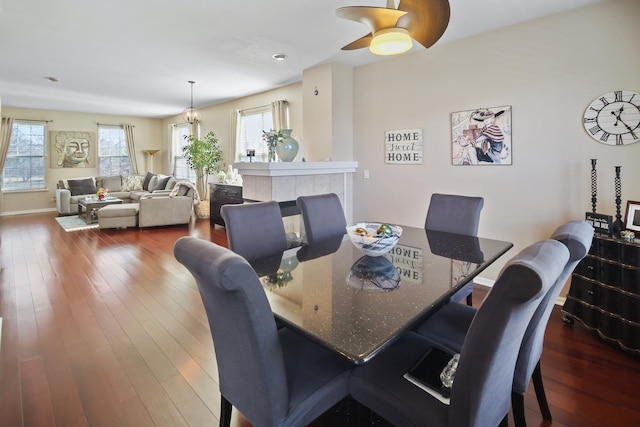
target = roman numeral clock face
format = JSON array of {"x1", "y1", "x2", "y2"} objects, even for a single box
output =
[{"x1": 583, "y1": 90, "x2": 640, "y2": 145}]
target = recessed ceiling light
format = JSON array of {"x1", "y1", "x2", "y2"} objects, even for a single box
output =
[
  {"x1": 44, "y1": 76, "x2": 59, "y2": 82},
  {"x1": 272, "y1": 53, "x2": 288, "y2": 61}
]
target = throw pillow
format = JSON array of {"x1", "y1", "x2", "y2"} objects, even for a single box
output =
[
  {"x1": 176, "y1": 182, "x2": 190, "y2": 196},
  {"x1": 147, "y1": 175, "x2": 160, "y2": 192},
  {"x1": 67, "y1": 178, "x2": 97, "y2": 196},
  {"x1": 156, "y1": 176, "x2": 171, "y2": 191},
  {"x1": 61, "y1": 176, "x2": 94, "y2": 190},
  {"x1": 165, "y1": 177, "x2": 177, "y2": 190},
  {"x1": 148, "y1": 174, "x2": 171, "y2": 192},
  {"x1": 142, "y1": 172, "x2": 155, "y2": 191},
  {"x1": 121, "y1": 175, "x2": 145, "y2": 191},
  {"x1": 96, "y1": 175, "x2": 122, "y2": 192}
]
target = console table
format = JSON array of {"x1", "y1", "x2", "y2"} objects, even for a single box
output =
[
  {"x1": 562, "y1": 234, "x2": 640, "y2": 354},
  {"x1": 209, "y1": 184, "x2": 243, "y2": 227}
]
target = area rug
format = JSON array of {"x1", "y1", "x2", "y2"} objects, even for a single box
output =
[{"x1": 55, "y1": 215, "x2": 99, "y2": 231}]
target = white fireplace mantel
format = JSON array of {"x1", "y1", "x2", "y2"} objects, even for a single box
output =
[
  {"x1": 233, "y1": 161, "x2": 358, "y2": 177},
  {"x1": 233, "y1": 161, "x2": 358, "y2": 223}
]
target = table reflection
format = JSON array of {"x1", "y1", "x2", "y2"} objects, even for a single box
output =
[{"x1": 346, "y1": 256, "x2": 401, "y2": 292}]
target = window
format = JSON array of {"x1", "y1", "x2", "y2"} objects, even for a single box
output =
[
  {"x1": 235, "y1": 106, "x2": 273, "y2": 162},
  {"x1": 98, "y1": 125, "x2": 130, "y2": 176},
  {"x1": 2, "y1": 120, "x2": 46, "y2": 191},
  {"x1": 172, "y1": 123, "x2": 197, "y2": 183}
]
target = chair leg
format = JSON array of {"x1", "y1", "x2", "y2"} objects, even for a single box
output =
[
  {"x1": 532, "y1": 360, "x2": 552, "y2": 422},
  {"x1": 466, "y1": 293, "x2": 473, "y2": 306},
  {"x1": 220, "y1": 395, "x2": 233, "y2": 427},
  {"x1": 511, "y1": 391, "x2": 526, "y2": 427}
]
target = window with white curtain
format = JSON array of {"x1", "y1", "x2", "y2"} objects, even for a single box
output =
[
  {"x1": 235, "y1": 106, "x2": 273, "y2": 162},
  {"x1": 2, "y1": 120, "x2": 46, "y2": 191},
  {"x1": 98, "y1": 125, "x2": 130, "y2": 176},
  {"x1": 172, "y1": 123, "x2": 196, "y2": 183}
]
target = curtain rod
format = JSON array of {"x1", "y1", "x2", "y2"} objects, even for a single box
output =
[
  {"x1": 96, "y1": 123, "x2": 134, "y2": 127},
  {"x1": 239, "y1": 104, "x2": 270, "y2": 114},
  {"x1": 11, "y1": 118, "x2": 53, "y2": 123}
]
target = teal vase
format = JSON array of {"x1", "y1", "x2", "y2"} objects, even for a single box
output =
[{"x1": 276, "y1": 129, "x2": 299, "y2": 162}]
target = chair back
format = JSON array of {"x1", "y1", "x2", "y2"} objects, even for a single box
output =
[
  {"x1": 296, "y1": 193, "x2": 347, "y2": 244},
  {"x1": 425, "y1": 193, "x2": 484, "y2": 236},
  {"x1": 221, "y1": 201, "x2": 287, "y2": 260},
  {"x1": 449, "y1": 239, "x2": 569, "y2": 426},
  {"x1": 512, "y1": 220, "x2": 594, "y2": 394},
  {"x1": 174, "y1": 237, "x2": 289, "y2": 426}
]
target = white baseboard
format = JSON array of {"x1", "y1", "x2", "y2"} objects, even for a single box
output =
[
  {"x1": 0, "y1": 207, "x2": 57, "y2": 216},
  {"x1": 473, "y1": 277, "x2": 566, "y2": 306}
]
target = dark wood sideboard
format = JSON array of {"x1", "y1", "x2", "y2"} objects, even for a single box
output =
[
  {"x1": 562, "y1": 234, "x2": 640, "y2": 354},
  {"x1": 209, "y1": 183, "x2": 243, "y2": 227}
]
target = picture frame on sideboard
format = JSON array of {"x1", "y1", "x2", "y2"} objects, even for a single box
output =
[{"x1": 624, "y1": 201, "x2": 640, "y2": 232}]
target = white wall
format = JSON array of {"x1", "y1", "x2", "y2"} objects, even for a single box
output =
[{"x1": 351, "y1": 0, "x2": 640, "y2": 280}]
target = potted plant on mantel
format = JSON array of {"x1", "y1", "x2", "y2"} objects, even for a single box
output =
[{"x1": 183, "y1": 130, "x2": 223, "y2": 219}]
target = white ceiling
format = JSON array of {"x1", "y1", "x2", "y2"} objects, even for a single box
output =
[{"x1": 0, "y1": 0, "x2": 603, "y2": 119}]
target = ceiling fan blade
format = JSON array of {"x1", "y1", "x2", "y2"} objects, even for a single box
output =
[
  {"x1": 397, "y1": 0, "x2": 450, "y2": 48},
  {"x1": 341, "y1": 34, "x2": 373, "y2": 50},
  {"x1": 336, "y1": 6, "x2": 407, "y2": 35}
]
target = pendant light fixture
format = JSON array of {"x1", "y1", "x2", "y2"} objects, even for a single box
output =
[{"x1": 183, "y1": 80, "x2": 201, "y2": 124}]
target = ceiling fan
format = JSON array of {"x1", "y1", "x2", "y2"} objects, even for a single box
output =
[{"x1": 336, "y1": 0, "x2": 450, "y2": 55}]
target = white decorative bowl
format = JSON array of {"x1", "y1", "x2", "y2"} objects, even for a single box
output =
[{"x1": 346, "y1": 222, "x2": 402, "y2": 256}]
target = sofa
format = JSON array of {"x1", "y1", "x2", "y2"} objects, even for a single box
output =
[
  {"x1": 138, "y1": 192, "x2": 194, "y2": 228},
  {"x1": 95, "y1": 191, "x2": 195, "y2": 229},
  {"x1": 56, "y1": 173, "x2": 196, "y2": 229},
  {"x1": 56, "y1": 172, "x2": 177, "y2": 216}
]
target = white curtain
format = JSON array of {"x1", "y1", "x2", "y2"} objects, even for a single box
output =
[
  {"x1": 271, "y1": 100, "x2": 289, "y2": 130},
  {"x1": 123, "y1": 124, "x2": 139, "y2": 175},
  {"x1": 231, "y1": 109, "x2": 241, "y2": 161},
  {"x1": 0, "y1": 117, "x2": 15, "y2": 212},
  {"x1": 168, "y1": 123, "x2": 176, "y2": 175}
]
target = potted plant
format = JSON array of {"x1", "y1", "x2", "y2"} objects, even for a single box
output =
[{"x1": 183, "y1": 131, "x2": 223, "y2": 218}]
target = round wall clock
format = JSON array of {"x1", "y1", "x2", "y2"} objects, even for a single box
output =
[{"x1": 583, "y1": 90, "x2": 640, "y2": 145}]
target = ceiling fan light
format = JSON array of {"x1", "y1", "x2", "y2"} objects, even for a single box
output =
[{"x1": 369, "y1": 28, "x2": 412, "y2": 56}]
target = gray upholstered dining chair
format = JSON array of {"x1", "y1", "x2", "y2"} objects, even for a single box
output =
[
  {"x1": 349, "y1": 239, "x2": 569, "y2": 427},
  {"x1": 511, "y1": 220, "x2": 593, "y2": 426},
  {"x1": 425, "y1": 193, "x2": 484, "y2": 305},
  {"x1": 296, "y1": 193, "x2": 347, "y2": 245},
  {"x1": 416, "y1": 220, "x2": 594, "y2": 427},
  {"x1": 174, "y1": 237, "x2": 352, "y2": 427},
  {"x1": 220, "y1": 200, "x2": 287, "y2": 260}
]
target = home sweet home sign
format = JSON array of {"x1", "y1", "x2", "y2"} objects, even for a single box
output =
[{"x1": 385, "y1": 128, "x2": 423, "y2": 164}]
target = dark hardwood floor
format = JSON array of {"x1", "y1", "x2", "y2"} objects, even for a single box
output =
[{"x1": 1, "y1": 212, "x2": 639, "y2": 427}]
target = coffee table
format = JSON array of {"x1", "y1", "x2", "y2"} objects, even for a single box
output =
[{"x1": 78, "y1": 197, "x2": 123, "y2": 224}]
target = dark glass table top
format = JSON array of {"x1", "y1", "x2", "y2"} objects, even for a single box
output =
[{"x1": 250, "y1": 225, "x2": 513, "y2": 365}]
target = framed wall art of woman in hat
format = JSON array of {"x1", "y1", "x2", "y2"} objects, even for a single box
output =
[{"x1": 451, "y1": 106, "x2": 512, "y2": 166}]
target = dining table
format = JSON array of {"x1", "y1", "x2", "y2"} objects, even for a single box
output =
[{"x1": 249, "y1": 224, "x2": 513, "y2": 365}]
